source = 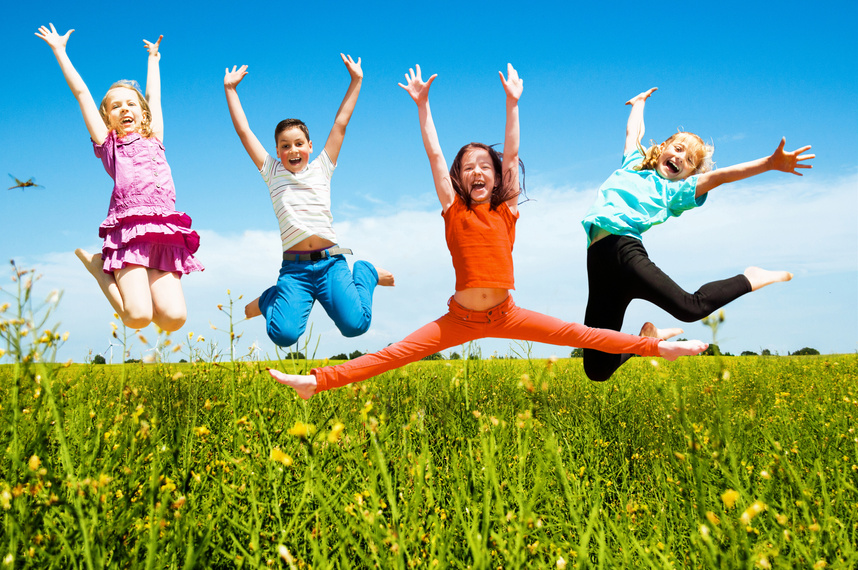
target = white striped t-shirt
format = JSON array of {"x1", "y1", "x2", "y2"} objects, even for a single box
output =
[{"x1": 260, "y1": 151, "x2": 338, "y2": 251}]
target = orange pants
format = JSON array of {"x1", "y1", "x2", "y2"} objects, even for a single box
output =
[{"x1": 312, "y1": 296, "x2": 660, "y2": 392}]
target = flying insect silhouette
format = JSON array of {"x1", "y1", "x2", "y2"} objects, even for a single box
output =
[{"x1": 8, "y1": 174, "x2": 44, "y2": 190}]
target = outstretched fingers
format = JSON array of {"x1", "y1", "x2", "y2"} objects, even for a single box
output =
[
  {"x1": 500, "y1": 62, "x2": 523, "y2": 101},
  {"x1": 35, "y1": 23, "x2": 73, "y2": 49},
  {"x1": 772, "y1": 137, "x2": 815, "y2": 175},
  {"x1": 143, "y1": 35, "x2": 163, "y2": 57},
  {"x1": 224, "y1": 65, "x2": 249, "y2": 87},
  {"x1": 340, "y1": 53, "x2": 363, "y2": 79},
  {"x1": 398, "y1": 64, "x2": 437, "y2": 104}
]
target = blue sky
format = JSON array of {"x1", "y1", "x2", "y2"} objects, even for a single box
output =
[{"x1": 2, "y1": 0, "x2": 856, "y2": 363}]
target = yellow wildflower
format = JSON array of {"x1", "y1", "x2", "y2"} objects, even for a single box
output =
[
  {"x1": 270, "y1": 448, "x2": 293, "y2": 466},
  {"x1": 740, "y1": 500, "x2": 766, "y2": 525},
  {"x1": 288, "y1": 421, "x2": 316, "y2": 438},
  {"x1": 328, "y1": 422, "x2": 345, "y2": 443},
  {"x1": 721, "y1": 489, "x2": 740, "y2": 509}
]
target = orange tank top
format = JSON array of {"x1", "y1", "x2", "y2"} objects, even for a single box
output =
[{"x1": 443, "y1": 196, "x2": 518, "y2": 291}]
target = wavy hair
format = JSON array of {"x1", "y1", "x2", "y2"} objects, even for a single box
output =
[
  {"x1": 636, "y1": 131, "x2": 714, "y2": 175},
  {"x1": 449, "y1": 143, "x2": 526, "y2": 210},
  {"x1": 98, "y1": 80, "x2": 153, "y2": 138}
]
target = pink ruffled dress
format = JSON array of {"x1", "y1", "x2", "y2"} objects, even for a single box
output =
[{"x1": 94, "y1": 130, "x2": 203, "y2": 275}]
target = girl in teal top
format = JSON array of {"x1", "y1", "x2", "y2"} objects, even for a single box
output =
[{"x1": 581, "y1": 87, "x2": 814, "y2": 381}]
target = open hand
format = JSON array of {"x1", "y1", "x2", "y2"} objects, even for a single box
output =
[
  {"x1": 143, "y1": 35, "x2": 163, "y2": 58},
  {"x1": 770, "y1": 138, "x2": 814, "y2": 175},
  {"x1": 35, "y1": 23, "x2": 72, "y2": 51},
  {"x1": 626, "y1": 87, "x2": 657, "y2": 106},
  {"x1": 341, "y1": 53, "x2": 363, "y2": 80},
  {"x1": 500, "y1": 63, "x2": 523, "y2": 101},
  {"x1": 398, "y1": 64, "x2": 437, "y2": 105},
  {"x1": 224, "y1": 65, "x2": 249, "y2": 88}
]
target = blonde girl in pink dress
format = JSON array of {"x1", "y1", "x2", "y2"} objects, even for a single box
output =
[{"x1": 37, "y1": 23, "x2": 202, "y2": 331}]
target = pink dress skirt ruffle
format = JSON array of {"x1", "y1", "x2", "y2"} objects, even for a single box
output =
[{"x1": 99, "y1": 205, "x2": 203, "y2": 275}]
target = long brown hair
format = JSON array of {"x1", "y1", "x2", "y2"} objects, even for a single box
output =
[{"x1": 449, "y1": 143, "x2": 526, "y2": 210}]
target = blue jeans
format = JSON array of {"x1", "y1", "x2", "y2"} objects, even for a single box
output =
[{"x1": 258, "y1": 255, "x2": 379, "y2": 347}]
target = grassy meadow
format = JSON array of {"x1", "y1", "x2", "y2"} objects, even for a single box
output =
[{"x1": 2, "y1": 267, "x2": 857, "y2": 569}]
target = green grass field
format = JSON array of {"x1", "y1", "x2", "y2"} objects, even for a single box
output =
[{"x1": 2, "y1": 269, "x2": 857, "y2": 568}]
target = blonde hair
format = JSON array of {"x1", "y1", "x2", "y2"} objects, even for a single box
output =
[
  {"x1": 637, "y1": 131, "x2": 714, "y2": 175},
  {"x1": 98, "y1": 80, "x2": 153, "y2": 138}
]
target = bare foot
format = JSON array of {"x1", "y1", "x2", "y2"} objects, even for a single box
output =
[
  {"x1": 267, "y1": 368, "x2": 318, "y2": 400},
  {"x1": 377, "y1": 268, "x2": 395, "y2": 287},
  {"x1": 744, "y1": 266, "x2": 793, "y2": 292},
  {"x1": 658, "y1": 340, "x2": 708, "y2": 362},
  {"x1": 76, "y1": 248, "x2": 126, "y2": 315},
  {"x1": 75, "y1": 248, "x2": 106, "y2": 279},
  {"x1": 639, "y1": 321, "x2": 684, "y2": 340},
  {"x1": 245, "y1": 297, "x2": 262, "y2": 319}
]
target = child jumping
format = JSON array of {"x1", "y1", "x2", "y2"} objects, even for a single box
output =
[
  {"x1": 581, "y1": 87, "x2": 814, "y2": 381},
  {"x1": 223, "y1": 56, "x2": 394, "y2": 348},
  {"x1": 36, "y1": 24, "x2": 203, "y2": 332},
  {"x1": 268, "y1": 65, "x2": 708, "y2": 400}
]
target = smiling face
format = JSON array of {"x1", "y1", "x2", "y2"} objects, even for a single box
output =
[
  {"x1": 276, "y1": 126, "x2": 313, "y2": 173},
  {"x1": 102, "y1": 87, "x2": 146, "y2": 136},
  {"x1": 459, "y1": 147, "x2": 498, "y2": 204},
  {"x1": 656, "y1": 139, "x2": 697, "y2": 180}
]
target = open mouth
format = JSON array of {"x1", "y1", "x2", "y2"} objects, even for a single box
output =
[
  {"x1": 665, "y1": 159, "x2": 680, "y2": 175},
  {"x1": 121, "y1": 117, "x2": 135, "y2": 128},
  {"x1": 289, "y1": 158, "x2": 302, "y2": 166}
]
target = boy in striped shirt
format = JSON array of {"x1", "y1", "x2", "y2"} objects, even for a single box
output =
[{"x1": 224, "y1": 55, "x2": 394, "y2": 348}]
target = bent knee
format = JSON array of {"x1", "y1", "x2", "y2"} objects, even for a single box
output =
[
  {"x1": 121, "y1": 303, "x2": 153, "y2": 329},
  {"x1": 338, "y1": 320, "x2": 371, "y2": 338},
  {"x1": 157, "y1": 314, "x2": 187, "y2": 333},
  {"x1": 266, "y1": 325, "x2": 301, "y2": 348},
  {"x1": 583, "y1": 353, "x2": 615, "y2": 382},
  {"x1": 122, "y1": 315, "x2": 153, "y2": 330},
  {"x1": 583, "y1": 367, "x2": 612, "y2": 383}
]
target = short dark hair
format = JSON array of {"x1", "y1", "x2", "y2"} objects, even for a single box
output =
[{"x1": 274, "y1": 119, "x2": 310, "y2": 145}]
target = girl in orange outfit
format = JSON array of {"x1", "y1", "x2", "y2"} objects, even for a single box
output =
[{"x1": 268, "y1": 64, "x2": 708, "y2": 399}]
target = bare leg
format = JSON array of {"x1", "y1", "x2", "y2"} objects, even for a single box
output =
[
  {"x1": 149, "y1": 270, "x2": 187, "y2": 332},
  {"x1": 76, "y1": 248, "x2": 125, "y2": 315},
  {"x1": 658, "y1": 340, "x2": 708, "y2": 361},
  {"x1": 744, "y1": 266, "x2": 793, "y2": 292},
  {"x1": 639, "y1": 321, "x2": 684, "y2": 340},
  {"x1": 376, "y1": 268, "x2": 395, "y2": 287},
  {"x1": 245, "y1": 297, "x2": 262, "y2": 319},
  {"x1": 267, "y1": 369, "x2": 317, "y2": 400},
  {"x1": 113, "y1": 265, "x2": 154, "y2": 329}
]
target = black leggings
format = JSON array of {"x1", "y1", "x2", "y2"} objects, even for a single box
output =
[{"x1": 583, "y1": 234, "x2": 751, "y2": 381}]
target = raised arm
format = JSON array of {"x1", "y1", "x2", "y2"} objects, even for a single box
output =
[
  {"x1": 624, "y1": 87, "x2": 657, "y2": 155},
  {"x1": 323, "y1": 54, "x2": 363, "y2": 165},
  {"x1": 694, "y1": 138, "x2": 814, "y2": 197},
  {"x1": 500, "y1": 63, "x2": 523, "y2": 214},
  {"x1": 143, "y1": 35, "x2": 164, "y2": 140},
  {"x1": 35, "y1": 23, "x2": 108, "y2": 144},
  {"x1": 398, "y1": 65, "x2": 454, "y2": 212},
  {"x1": 223, "y1": 65, "x2": 268, "y2": 171}
]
